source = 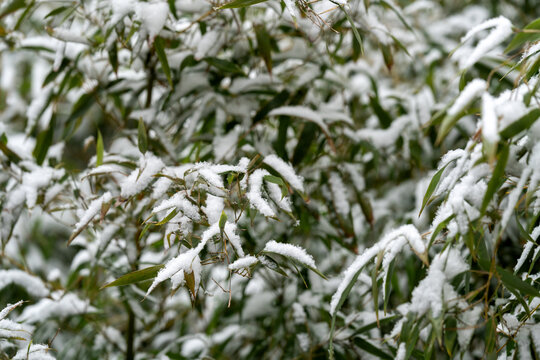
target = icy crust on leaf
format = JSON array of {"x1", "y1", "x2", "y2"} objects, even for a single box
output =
[{"x1": 263, "y1": 240, "x2": 316, "y2": 269}]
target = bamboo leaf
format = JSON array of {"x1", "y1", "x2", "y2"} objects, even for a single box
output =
[
  {"x1": 154, "y1": 36, "x2": 173, "y2": 88},
  {"x1": 138, "y1": 118, "x2": 148, "y2": 154},
  {"x1": 420, "y1": 162, "x2": 452, "y2": 216},
  {"x1": 101, "y1": 265, "x2": 164, "y2": 289},
  {"x1": 480, "y1": 144, "x2": 509, "y2": 215},
  {"x1": 505, "y1": 18, "x2": 540, "y2": 53},
  {"x1": 499, "y1": 108, "x2": 540, "y2": 140},
  {"x1": 497, "y1": 266, "x2": 540, "y2": 298},
  {"x1": 219, "y1": 0, "x2": 268, "y2": 9},
  {"x1": 203, "y1": 57, "x2": 244, "y2": 74},
  {"x1": 96, "y1": 130, "x2": 104, "y2": 166}
]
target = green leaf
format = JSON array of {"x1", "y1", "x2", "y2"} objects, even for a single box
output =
[
  {"x1": 219, "y1": 0, "x2": 269, "y2": 9},
  {"x1": 138, "y1": 118, "x2": 148, "y2": 154},
  {"x1": 444, "y1": 317, "x2": 457, "y2": 356},
  {"x1": 154, "y1": 36, "x2": 173, "y2": 88},
  {"x1": 44, "y1": 5, "x2": 70, "y2": 19},
  {"x1": 156, "y1": 208, "x2": 179, "y2": 226},
  {"x1": 292, "y1": 122, "x2": 317, "y2": 166},
  {"x1": 499, "y1": 108, "x2": 540, "y2": 140},
  {"x1": 219, "y1": 211, "x2": 227, "y2": 234},
  {"x1": 65, "y1": 90, "x2": 97, "y2": 137},
  {"x1": 262, "y1": 250, "x2": 328, "y2": 280},
  {"x1": 352, "y1": 337, "x2": 393, "y2": 360},
  {"x1": 203, "y1": 57, "x2": 244, "y2": 74},
  {"x1": 0, "y1": 134, "x2": 22, "y2": 164},
  {"x1": 505, "y1": 18, "x2": 540, "y2": 53},
  {"x1": 428, "y1": 214, "x2": 455, "y2": 249},
  {"x1": 32, "y1": 115, "x2": 55, "y2": 166},
  {"x1": 263, "y1": 174, "x2": 285, "y2": 186},
  {"x1": 96, "y1": 130, "x2": 104, "y2": 166},
  {"x1": 480, "y1": 144, "x2": 509, "y2": 215},
  {"x1": 101, "y1": 265, "x2": 164, "y2": 289},
  {"x1": 420, "y1": 162, "x2": 452, "y2": 216},
  {"x1": 259, "y1": 255, "x2": 288, "y2": 277},
  {"x1": 497, "y1": 266, "x2": 540, "y2": 298},
  {"x1": 253, "y1": 90, "x2": 289, "y2": 126},
  {"x1": 0, "y1": 0, "x2": 26, "y2": 20},
  {"x1": 333, "y1": 2, "x2": 363, "y2": 56},
  {"x1": 255, "y1": 24, "x2": 272, "y2": 74}
]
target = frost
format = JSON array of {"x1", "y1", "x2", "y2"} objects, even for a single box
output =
[
  {"x1": 263, "y1": 154, "x2": 304, "y2": 192},
  {"x1": 263, "y1": 240, "x2": 316, "y2": 269}
]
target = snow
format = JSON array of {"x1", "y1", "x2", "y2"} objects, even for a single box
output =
[
  {"x1": 330, "y1": 225, "x2": 426, "y2": 315},
  {"x1": 448, "y1": 79, "x2": 486, "y2": 116},
  {"x1": 263, "y1": 240, "x2": 316, "y2": 268},
  {"x1": 328, "y1": 172, "x2": 350, "y2": 216},
  {"x1": 246, "y1": 169, "x2": 275, "y2": 217},
  {"x1": 482, "y1": 93, "x2": 499, "y2": 143},
  {"x1": 458, "y1": 16, "x2": 513, "y2": 69},
  {"x1": 203, "y1": 195, "x2": 225, "y2": 224},
  {"x1": 263, "y1": 154, "x2": 304, "y2": 192},
  {"x1": 0, "y1": 270, "x2": 49, "y2": 298},
  {"x1": 229, "y1": 256, "x2": 259, "y2": 270},
  {"x1": 136, "y1": 1, "x2": 169, "y2": 39},
  {"x1": 73, "y1": 192, "x2": 112, "y2": 237},
  {"x1": 13, "y1": 344, "x2": 56, "y2": 360},
  {"x1": 268, "y1": 106, "x2": 330, "y2": 135},
  {"x1": 120, "y1": 153, "x2": 164, "y2": 198},
  {"x1": 152, "y1": 192, "x2": 201, "y2": 221},
  {"x1": 19, "y1": 293, "x2": 96, "y2": 323},
  {"x1": 224, "y1": 222, "x2": 245, "y2": 257},
  {"x1": 0, "y1": 301, "x2": 23, "y2": 321}
]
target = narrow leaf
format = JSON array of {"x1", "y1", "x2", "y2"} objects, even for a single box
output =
[
  {"x1": 499, "y1": 108, "x2": 540, "y2": 140},
  {"x1": 154, "y1": 36, "x2": 173, "y2": 87},
  {"x1": 219, "y1": 0, "x2": 269, "y2": 9},
  {"x1": 101, "y1": 265, "x2": 164, "y2": 289},
  {"x1": 96, "y1": 130, "x2": 104, "y2": 166},
  {"x1": 138, "y1": 118, "x2": 148, "y2": 154},
  {"x1": 480, "y1": 144, "x2": 509, "y2": 215},
  {"x1": 420, "y1": 162, "x2": 451, "y2": 216},
  {"x1": 497, "y1": 266, "x2": 540, "y2": 297}
]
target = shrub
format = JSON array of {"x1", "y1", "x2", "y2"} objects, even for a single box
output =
[{"x1": 1, "y1": 0, "x2": 540, "y2": 359}]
